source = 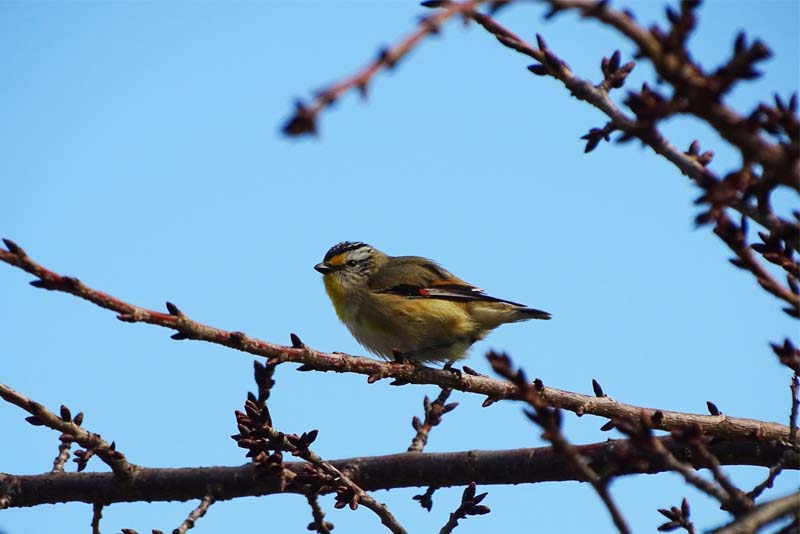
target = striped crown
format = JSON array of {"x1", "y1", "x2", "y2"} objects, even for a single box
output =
[{"x1": 323, "y1": 241, "x2": 369, "y2": 262}]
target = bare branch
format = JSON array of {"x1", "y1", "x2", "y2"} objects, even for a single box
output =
[
  {"x1": 52, "y1": 439, "x2": 73, "y2": 473},
  {"x1": 0, "y1": 437, "x2": 793, "y2": 508},
  {"x1": 488, "y1": 351, "x2": 631, "y2": 534},
  {"x1": 648, "y1": 434, "x2": 731, "y2": 507},
  {"x1": 91, "y1": 502, "x2": 103, "y2": 534},
  {"x1": 657, "y1": 498, "x2": 697, "y2": 534},
  {"x1": 0, "y1": 240, "x2": 792, "y2": 443},
  {"x1": 232, "y1": 361, "x2": 407, "y2": 534},
  {"x1": 790, "y1": 374, "x2": 799, "y2": 443},
  {"x1": 713, "y1": 491, "x2": 800, "y2": 534},
  {"x1": 426, "y1": 7, "x2": 793, "y2": 245},
  {"x1": 173, "y1": 495, "x2": 216, "y2": 534},
  {"x1": 682, "y1": 430, "x2": 753, "y2": 514},
  {"x1": 439, "y1": 482, "x2": 490, "y2": 534},
  {"x1": 281, "y1": 0, "x2": 498, "y2": 136},
  {"x1": 748, "y1": 453, "x2": 788, "y2": 500},
  {"x1": 614, "y1": 417, "x2": 743, "y2": 513},
  {"x1": 711, "y1": 215, "x2": 799, "y2": 316},
  {"x1": 408, "y1": 389, "x2": 456, "y2": 453},
  {"x1": 454, "y1": 10, "x2": 800, "y2": 306},
  {"x1": 0, "y1": 383, "x2": 136, "y2": 479},
  {"x1": 543, "y1": 0, "x2": 799, "y2": 188},
  {"x1": 306, "y1": 493, "x2": 334, "y2": 534}
]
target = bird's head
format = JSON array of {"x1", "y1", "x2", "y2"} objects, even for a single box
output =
[{"x1": 314, "y1": 241, "x2": 386, "y2": 295}]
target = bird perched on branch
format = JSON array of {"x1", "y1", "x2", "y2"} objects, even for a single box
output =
[{"x1": 314, "y1": 242, "x2": 551, "y2": 363}]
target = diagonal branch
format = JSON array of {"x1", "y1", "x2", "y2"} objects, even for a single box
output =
[
  {"x1": 458, "y1": 6, "x2": 799, "y2": 253},
  {"x1": 712, "y1": 491, "x2": 800, "y2": 534},
  {"x1": 254, "y1": 419, "x2": 407, "y2": 534},
  {"x1": 0, "y1": 383, "x2": 137, "y2": 479},
  {"x1": 615, "y1": 417, "x2": 747, "y2": 515},
  {"x1": 0, "y1": 239, "x2": 792, "y2": 443},
  {"x1": 281, "y1": 0, "x2": 498, "y2": 136},
  {"x1": 543, "y1": 0, "x2": 799, "y2": 188},
  {"x1": 489, "y1": 351, "x2": 630, "y2": 534},
  {"x1": 173, "y1": 495, "x2": 216, "y2": 534}
]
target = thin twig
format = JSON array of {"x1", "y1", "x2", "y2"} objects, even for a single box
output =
[
  {"x1": 91, "y1": 502, "x2": 103, "y2": 534},
  {"x1": 0, "y1": 239, "x2": 793, "y2": 443},
  {"x1": 408, "y1": 388, "x2": 455, "y2": 453},
  {"x1": 657, "y1": 498, "x2": 697, "y2": 534},
  {"x1": 748, "y1": 454, "x2": 787, "y2": 500},
  {"x1": 52, "y1": 439, "x2": 73, "y2": 472},
  {"x1": 712, "y1": 215, "x2": 799, "y2": 315},
  {"x1": 439, "y1": 482, "x2": 490, "y2": 534},
  {"x1": 790, "y1": 373, "x2": 799, "y2": 444},
  {"x1": 173, "y1": 495, "x2": 216, "y2": 534},
  {"x1": 281, "y1": 0, "x2": 496, "y2": 136},
  {"x1": 306, "y1": 493, "x2": 334, "y2": 534}
]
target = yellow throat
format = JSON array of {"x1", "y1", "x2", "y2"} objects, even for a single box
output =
[{"x1": 323, "y1": 274, "x2": 350, "y2": 321}]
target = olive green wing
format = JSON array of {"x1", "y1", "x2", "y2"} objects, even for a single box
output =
[{"x1": 369, "y1": 256, "x2": 527, "y2": 306}]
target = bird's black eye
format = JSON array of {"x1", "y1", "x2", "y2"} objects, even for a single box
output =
[{"x1": 347, "y1": 260, "x2": 358, "y2": 267}]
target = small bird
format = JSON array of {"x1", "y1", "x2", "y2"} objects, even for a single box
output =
[{"x1": 314, "y1": 242, "x2": 550, "y2": 363}]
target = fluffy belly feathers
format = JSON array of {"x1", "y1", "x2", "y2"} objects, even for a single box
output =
[{"x1": 348, "y1": 294, "x2": 476, "y2": 360}]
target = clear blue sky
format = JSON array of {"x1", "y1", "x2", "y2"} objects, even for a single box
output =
[{"x1": 1, "y1": 1, "x2": 797, "y2": 533}]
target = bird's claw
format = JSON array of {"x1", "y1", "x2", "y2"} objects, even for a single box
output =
[{"x1": 442, "y1": 361, "x2": 462, "y2": 378}]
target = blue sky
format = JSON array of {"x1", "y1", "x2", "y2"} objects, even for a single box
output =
[{"x1": 1, "y1": 1, "x2": 798, "y2": 533}]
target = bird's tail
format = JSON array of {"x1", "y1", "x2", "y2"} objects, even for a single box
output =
[
  {"x1": 517, "y1": 307, "x2": 551, "y2": 320},
  {"x1": 472, "y1": 302, "x2": 551, "y2": 329}
]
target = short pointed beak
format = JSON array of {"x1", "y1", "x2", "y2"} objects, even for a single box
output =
[{"x1": 314, "y1": 262, "x2": 334, "y2": 274}]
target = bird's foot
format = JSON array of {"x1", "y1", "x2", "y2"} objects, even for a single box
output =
[
  {"x1": 391, "y1": 348, "x2": 410, "y2": 364},
  {"x1": 442, "y1": 360, "x2": 462, "y2": 378}
]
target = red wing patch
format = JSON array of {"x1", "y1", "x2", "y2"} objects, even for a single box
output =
[{"x1": 381, "y1": 283, "x2": 525, "y2": 307}]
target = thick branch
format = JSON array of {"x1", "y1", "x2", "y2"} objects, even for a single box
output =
[
  {"x1": 0, "y1": 239, "x2": 792, "y2": 443},
  {"x1": 1, "y1": 438, "x2": 794, "y2": 509}
]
